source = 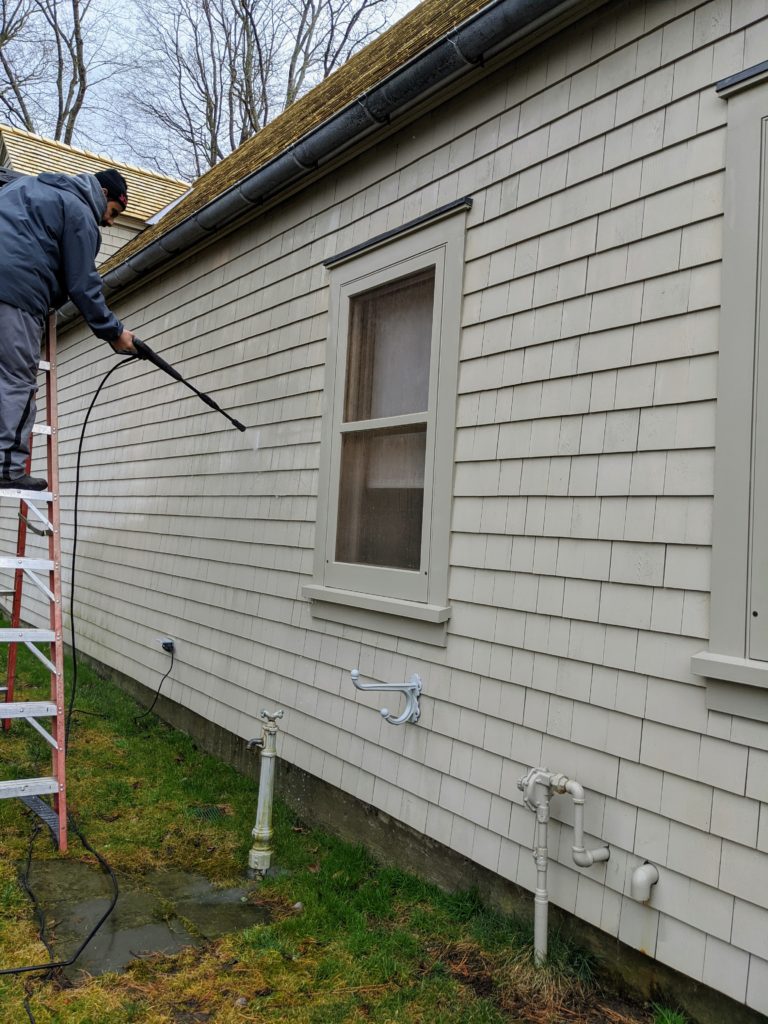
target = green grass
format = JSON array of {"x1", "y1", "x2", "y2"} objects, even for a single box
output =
[
  {"x1": 652, "y1": 1006, "x2": 689, "y2": 1024},
  {"x1": 0, "y1": 637, "x2": 664, "y2": 1023}
]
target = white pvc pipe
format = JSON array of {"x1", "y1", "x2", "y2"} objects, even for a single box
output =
[
  {"x1": 518, "y1": 768, "x2": 610, "y2": 966},
  {"x1": 564, "y1": 779, "x2": 610, "y2": 867},
  {"x1": 630, "y1": 862, "x2": 659, "y2": 901},
  {"x1": 533, "y1": 796, "x2": 550, "y2": 964}
]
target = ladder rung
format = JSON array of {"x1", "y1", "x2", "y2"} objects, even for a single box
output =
[
  {"x1": 0, "y1": 777, "x2": 58, "y2": 799},
  {"x1": 20, "y1": 795, "x2": 61, "y2": 843},
  {"x1": 0, "y1": 629, "x2": 55, "y2": 642},
  {"x1": 1, "y1": 701, "x2": 57, "y2": 718},
  {"x1": 0, "y1": 489, "x2": 52, "y2": 502},
  {"x1": 0, "y1": 557, "x2": 54, "y2": 571}
]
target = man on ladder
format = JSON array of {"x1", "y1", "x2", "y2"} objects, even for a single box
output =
[{"x1": 0, "y1": 167, "x2": 137, "y2": 490}]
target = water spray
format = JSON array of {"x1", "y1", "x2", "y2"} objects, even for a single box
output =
[{"x1": 132, "y1": 338, "x2": 246, "y2": 432}]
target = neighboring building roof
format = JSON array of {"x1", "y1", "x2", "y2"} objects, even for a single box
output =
[
  {"x1": 0, "y1": 166, "x2": 21, "y2": 189},
  {"x1": 102, "y1": 0, "x2": 494, "y2": 273},
  {"x1": 0, "y1": 124, "x2": 189, "y2": 222}
]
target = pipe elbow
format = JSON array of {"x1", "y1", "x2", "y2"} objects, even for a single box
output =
[
  {"x1": 572, "y1": 845, "x2": 610, "y2": 867},
  {"x1": 564, "y1": 779, "x2": 585, "y2": 803},
  {"x1": 630, "y1": 862, "x2": 659, "y2": 902}
]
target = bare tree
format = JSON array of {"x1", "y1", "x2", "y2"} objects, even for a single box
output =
[
  {"x1": 122, "y1": 0, "x2": 276, "y2": 178},
  {"x1": 124, "y1": 0, "x2": 400, "y2": 180},
  {"x1": 0, "y1": 0, "x2": 411, "y2": 179},
  {"x1": 1, "y1": 0, "x2": 44, "y2": 130},
  {"x1": 283, "y1": 0, "x2": 391, "y2": 106},
  {"x1": 0, "y1": 0, "x2": 125, "y2": 144}
]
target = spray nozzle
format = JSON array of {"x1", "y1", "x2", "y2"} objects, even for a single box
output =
[{"x1": 132, "y1": 338, "x2": 246, "y2": 432}]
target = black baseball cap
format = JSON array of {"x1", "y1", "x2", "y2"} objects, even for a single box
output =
[{"x1": 95, "y1": 168, "x2": 128, "y2": 210}]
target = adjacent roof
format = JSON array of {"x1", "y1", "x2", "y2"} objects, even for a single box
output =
[
  {"x1": 0, "y1": 124, "x2": 189, "y2": 222},
  {"x1": 101, "y1": 0, "x2": 492, "y2": 273}
]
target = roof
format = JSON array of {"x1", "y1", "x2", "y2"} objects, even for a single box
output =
[
  {"x1": 0, "y1": 124, "x2": 189, "y2": 222},
  {"x1": 101, "y1": 0, "x2": 492, "y2": 273}
]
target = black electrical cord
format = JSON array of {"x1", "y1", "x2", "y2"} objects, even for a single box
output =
[
  {"x1": 134, "y1": 645, "x2": 174, "y2": 723},
  {"x1": 1, "y1": 356, "x2": 137, "y2": 987}
]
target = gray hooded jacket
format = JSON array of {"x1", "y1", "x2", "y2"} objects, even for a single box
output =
[{"x1": 0, "y1": 172, "x2": 123, "y2": 340}]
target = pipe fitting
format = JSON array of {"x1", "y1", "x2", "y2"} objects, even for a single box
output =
[
  {"x1": 630, "y1": 862, "x2": 659, "y2": 902},
  {"x1": 564, "y1": 779, "x2": 609, "y2": 867},
  {"x1": 516, "y1": 766, "x2": 611, "y2": 965}
]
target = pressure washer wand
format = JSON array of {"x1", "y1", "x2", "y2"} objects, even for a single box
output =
[{"x1": 132, "y1": 338, "x2": 246, "y2": 432}]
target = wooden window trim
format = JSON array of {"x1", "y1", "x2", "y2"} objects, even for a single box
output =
[
  {"x1": 304, "y1": 210, "x2": 467, "y2": 637},
  {"x1": 692, "y1": 82, "x2": 768, "y2": 719}
]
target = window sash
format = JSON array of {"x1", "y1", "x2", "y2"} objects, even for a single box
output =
[{"x1": 324, "y1": 246, "x2": 446, "y2": 603}]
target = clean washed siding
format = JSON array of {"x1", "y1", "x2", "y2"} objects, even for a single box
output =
[{"x1": 4, "y1": 0, "x2": 768, "y2": 1011}]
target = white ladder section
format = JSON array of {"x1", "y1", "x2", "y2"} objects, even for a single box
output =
[{"x1": 0, "y1": 313, "x2": 67, "y2": 850}]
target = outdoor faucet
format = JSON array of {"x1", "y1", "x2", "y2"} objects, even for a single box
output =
[
  {"x1": 247, "y1": 709, "x2": 284, "y2": 874},
  {"x1": 350, "y1": 668, "x2": 422, "y2": 725}
]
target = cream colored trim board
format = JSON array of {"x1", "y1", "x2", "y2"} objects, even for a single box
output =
[
  {"x1": 302, "y1": 585, "x2": 451, "y2": 623},
  {"x1": 716, "y1": 59, "x2": 768, "y2": 98},
  {"x1": 697, "y1": 80, "x2": 768, "y2": 707},
  {"x1": 691, "y1": 651, "x2": 768, "y2": 690},
  {"x1": 324, "y1": 197, "x2": 473, "y2": 268}
]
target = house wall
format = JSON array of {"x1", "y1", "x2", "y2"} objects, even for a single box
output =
[
  {"x1": 9, "y1": 0, "x2": 768, "y2": 1012},
  {"x1": 98, "y1": 217, "x2": 142, "y2": 262}
]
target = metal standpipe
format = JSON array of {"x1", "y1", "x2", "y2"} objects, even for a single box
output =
[
  {"x1": 518, "y1": 767, "x2": 610, "y2": 965},
  {"x1": 247, "y1": 709, "x2": 284, "y2": 875}
]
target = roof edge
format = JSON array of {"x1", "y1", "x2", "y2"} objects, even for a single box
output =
[{"x1": 84, "y1": 0, "x2": 605, "y2": 310}]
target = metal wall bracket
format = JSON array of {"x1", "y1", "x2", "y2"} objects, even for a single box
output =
[{"x1": 350, "y1": 668, "x2": 422, "y2": 725}]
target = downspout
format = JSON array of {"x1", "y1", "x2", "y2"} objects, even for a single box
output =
[{"x1": 66, "y1": 0, "x2": 609, "y2": 305}]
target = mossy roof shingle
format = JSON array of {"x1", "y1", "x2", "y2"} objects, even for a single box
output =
[{"x1": 101, "y1": 0, "x2": 491, "y2": 273}]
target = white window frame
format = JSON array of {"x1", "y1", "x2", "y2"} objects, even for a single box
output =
[
  {"x1": 691, "y1": 73, "x2": 768, "y2": 718},
  {"x1": 303, "y1": 206, "x2": 467, "y2": 634}
]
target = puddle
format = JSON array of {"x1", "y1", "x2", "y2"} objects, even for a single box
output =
[{"x1": 22, "y1": 861, "x2": 271, "y2": 978}]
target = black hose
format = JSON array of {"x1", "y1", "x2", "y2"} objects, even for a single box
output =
[
  {"x1": 66, "y1": 357, "x2": 138, "y2": 746},
  {"x1": 0, "y1": 813, "x2": 119, "y2": 978}
]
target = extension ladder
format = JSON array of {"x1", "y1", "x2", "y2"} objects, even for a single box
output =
[{"x1": 0, "y1": 313, "x2": 67, "y2": 851}]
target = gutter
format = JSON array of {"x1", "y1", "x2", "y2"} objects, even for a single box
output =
[{"x1": 97, "y1": 0, "x2": 606, "y2": 299}]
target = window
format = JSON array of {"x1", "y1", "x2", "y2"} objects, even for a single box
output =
[
  {"x1": 691, "y1": 71, "x2": 768, "y2": 718},
  {"x1": 337, "y1": 269, "x2": 434, "y2": 573},
  {"x1": 303, "y1": 203, "x2": 468, "y2": 636}
]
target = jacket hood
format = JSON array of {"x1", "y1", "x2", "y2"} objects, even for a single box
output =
[{"x1": 38, "y1": 171, "x2": 106, "y2": 222}]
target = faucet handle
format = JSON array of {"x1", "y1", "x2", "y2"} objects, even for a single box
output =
[{"x1": 260, "y1": 709, "x2": 285, "y2": 723}]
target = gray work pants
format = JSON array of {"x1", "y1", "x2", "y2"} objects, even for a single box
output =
[{"x1": 0, "y1": 301, "x2": 42, "y2": 479}]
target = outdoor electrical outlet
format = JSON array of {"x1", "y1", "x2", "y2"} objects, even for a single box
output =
[{"x1": 159, "y1": 638, "x2": 175, "y2": 654}]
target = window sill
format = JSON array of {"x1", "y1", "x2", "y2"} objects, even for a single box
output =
[
  {"x1": 691, "y1": 650, "x2": 768, "y2": 689},
  {"x1": 302, "y1": 584, "x2": 450, "y2": 623}
]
